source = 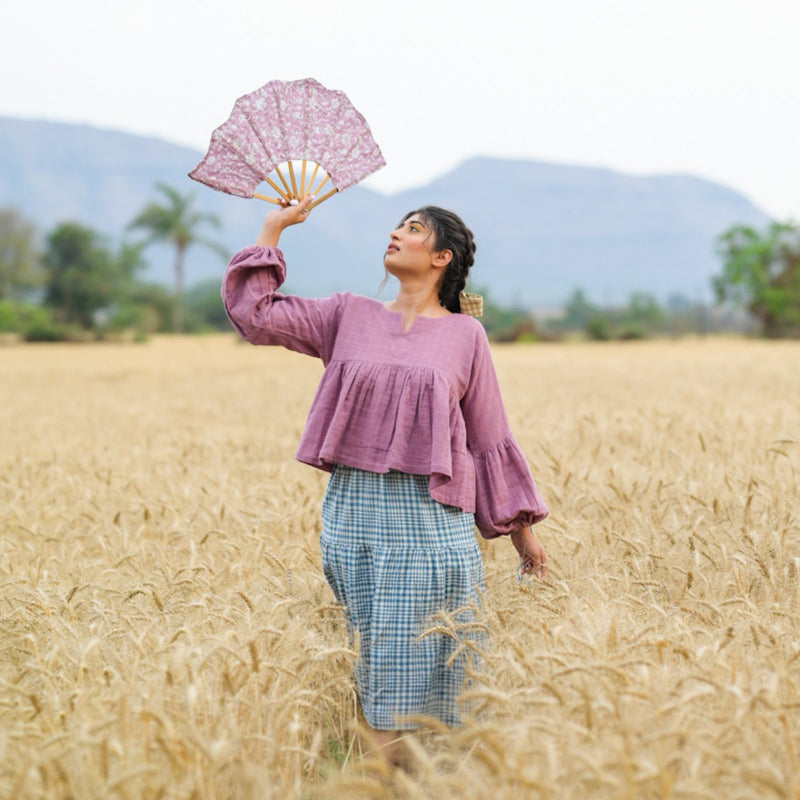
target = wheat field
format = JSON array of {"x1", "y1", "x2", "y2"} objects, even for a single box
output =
[{"x1": 1, "y1": 335, "x2": 798, "y2": 799}]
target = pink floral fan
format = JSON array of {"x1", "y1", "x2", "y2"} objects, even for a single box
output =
[{"x1": 189, "y1": 78, "x2": 385, "y2": 209}]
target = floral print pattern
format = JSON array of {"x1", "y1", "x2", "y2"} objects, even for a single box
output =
[{"x1": 189, "y1": 78, "x2": 386, "y2": 199}]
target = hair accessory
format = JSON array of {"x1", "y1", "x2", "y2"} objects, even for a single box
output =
[{"x1": 459, "y1": 290, "x2": 483, "y2": 318}]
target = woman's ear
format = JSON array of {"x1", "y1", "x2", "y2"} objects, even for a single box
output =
[{"x1": 433, "y1": 249, "x2": 453, "y2": 269}]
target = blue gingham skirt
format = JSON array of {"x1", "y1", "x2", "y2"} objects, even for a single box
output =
[{"x1": 320, "y1": 464, "x2": 486, "y2": 730}]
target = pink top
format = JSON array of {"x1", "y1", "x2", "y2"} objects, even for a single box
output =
[{"x1": 222, "y1": 246, "x2": 548, "y2": 539}]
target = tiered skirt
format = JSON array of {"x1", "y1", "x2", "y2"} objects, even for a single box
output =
[{"x1": 320, "y1": 464, "x2": 487, "y2": 730}]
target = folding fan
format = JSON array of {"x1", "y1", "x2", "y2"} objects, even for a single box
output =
[{"x1": 188, "y1": 78, "x2": 385, "y2": 209}]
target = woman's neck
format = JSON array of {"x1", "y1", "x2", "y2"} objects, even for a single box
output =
[
  {"x1": 390, "y1": 290, "x2": 436, "y2": 314},
  {"x1": 385, "y1": 285, "x2": 449, "y2": 325}
]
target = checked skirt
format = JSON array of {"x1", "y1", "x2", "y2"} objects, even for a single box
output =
[{"x1": 320, "y1": 464, "x2": 487, "y2": 730}]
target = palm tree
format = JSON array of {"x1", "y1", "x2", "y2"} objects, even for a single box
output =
[{"x1": 129, "y1": 183, "x2": 228, "y2": 333}]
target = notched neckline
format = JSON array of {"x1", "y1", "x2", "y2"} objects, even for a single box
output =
[{"x1": 378, "y1": 301, "x2": 453, "y2": 334}]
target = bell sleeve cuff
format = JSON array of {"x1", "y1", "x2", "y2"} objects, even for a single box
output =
[{"x1": 472, "y1": 434, "x2": 549, "y2": 539}]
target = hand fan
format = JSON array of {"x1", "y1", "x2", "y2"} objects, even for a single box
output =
[{"x1": 189, "y1": 78, "x2": 385, "y2": 209}]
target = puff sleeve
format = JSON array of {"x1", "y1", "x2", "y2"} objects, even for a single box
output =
[
  {"x1": 460, "y1": 325, "x2": 548, "y2": 538},
  {"x1": 222, "y1": 245, "x2": 347, "y2": 364}
]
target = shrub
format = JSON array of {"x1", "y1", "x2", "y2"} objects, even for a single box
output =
[{"x1": 22, "y1": 306, "x2": 69, "y2": 342}]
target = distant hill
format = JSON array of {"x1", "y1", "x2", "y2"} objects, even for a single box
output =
[{"x1": 0, "y1": 117, "x2": 771, "y2": 306}]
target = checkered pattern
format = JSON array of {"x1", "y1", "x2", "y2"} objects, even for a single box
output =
[
  {"x1": 320, "y1": 465, "x2": 487, "y2": 730},
  {"x1": 458, "y1": 291, "x2": 484, "y2": 318}
]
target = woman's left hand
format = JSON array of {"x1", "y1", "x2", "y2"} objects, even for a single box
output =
[{"x1": 510, "y1": 527, "x2": 547, "y2": 580}]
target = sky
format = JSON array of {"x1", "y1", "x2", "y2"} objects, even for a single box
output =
[{"x1": 3, "y1": 0, "x2": 799, "y2": 220}]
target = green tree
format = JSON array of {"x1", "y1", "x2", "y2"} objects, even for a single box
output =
[
  {"x1": 560, "y1": 288, "x2": 597, "y2": 329},
  {"x1": 553, "y1": 289, "x2": 611, "y2": 340},
  {"x1": 183, "y1": 279, "x2": 231, "y2": 332},
  {"x1": 43, "y1": 223, "x2": 142, "y2": 329},
  {"x1": 113, "y1": 282, "x2": 175, "y2": 335},
  {"x1": 0, "y1": 208, "x2": 42, "y2": 299},
  {"x1": 128, "y1": 183, "x2": 228, "y2": 333},
  {"x1": 618, "y1": 291, "x2": 666, "y2": 338},
  {"x1": 713, "y1": 221, "x2": 800, "y2": 338},
  {"x1": 472, "y1": 286, "x2": 539, "y2": 342}
]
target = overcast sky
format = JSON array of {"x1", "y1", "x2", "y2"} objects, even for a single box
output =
[{"x1": 3, "y1": 0, "x2": 799, "y2": 219}]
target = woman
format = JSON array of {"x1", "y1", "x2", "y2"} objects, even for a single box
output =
[{"x1": 222, "y1": 194, "x2": 548, "y2": 762}]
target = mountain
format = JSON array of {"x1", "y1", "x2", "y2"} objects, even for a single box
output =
[{"x1": 0, "y1": 117, "x2": 771, "y2": 306}]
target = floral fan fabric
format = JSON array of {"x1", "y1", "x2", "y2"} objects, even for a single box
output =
[{"x1": 189, "y1": 78, "x2": 386, "y2": 199}]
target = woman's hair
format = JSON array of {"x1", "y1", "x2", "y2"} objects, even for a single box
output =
[{"x1": 400, "y1": 206, "x2": 477, "y2": 313}]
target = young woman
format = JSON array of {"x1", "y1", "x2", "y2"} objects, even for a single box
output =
[{"x1": 222, "y1": 194, "x2": 548, "y2": 762}]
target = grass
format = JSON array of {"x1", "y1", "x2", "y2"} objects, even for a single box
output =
[{"x1": 1, "y1": 335, "x2": 798, "y2": 798}]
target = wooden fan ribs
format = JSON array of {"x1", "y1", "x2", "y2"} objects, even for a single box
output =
[{"x1": 252, "y1": 159, "x2": 338, "y2": 208}]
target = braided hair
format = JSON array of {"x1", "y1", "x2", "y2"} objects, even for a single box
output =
[{"x1": 399, "y1": 206, "x2": 477, "y2": 313}]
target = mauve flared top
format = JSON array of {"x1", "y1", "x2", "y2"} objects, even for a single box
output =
[{"x1": 222, "y1": 246, "x2": 548, "y2": 538}]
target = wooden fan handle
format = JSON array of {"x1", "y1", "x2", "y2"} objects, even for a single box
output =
[
  {"x1": 288, "y1": 161, "x2": 300, "y2": 200},
  {"x1": 274, "y1": 165, "x2": 293, "y2": 198},
  {"x1": 263, "y1": 176, "x2": 291, "y2": 202},
  {"x1": 310, "y1": 188, "x2": 338, "y2": 209},
  {"x1": 254, "y1": 187, "x2": 338, "y2": 208},
  {"x1": 307, "y1": 162, "x2": 321, "y2": 192},
  {"x1": 253, "y1": 193, "x2": 283, "y2": 205}
]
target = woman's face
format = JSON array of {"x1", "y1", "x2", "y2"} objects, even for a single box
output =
[{"x1": 384, "y1": 214, "x2": 449, "y2": 279}]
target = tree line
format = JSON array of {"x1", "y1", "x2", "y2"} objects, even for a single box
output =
[
  {"x1": 0, "y1": 184, "x2": 226, "y2": 341},
  {"x1": 1, "y1": 184, "x2": 799, "y2": 341}
]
